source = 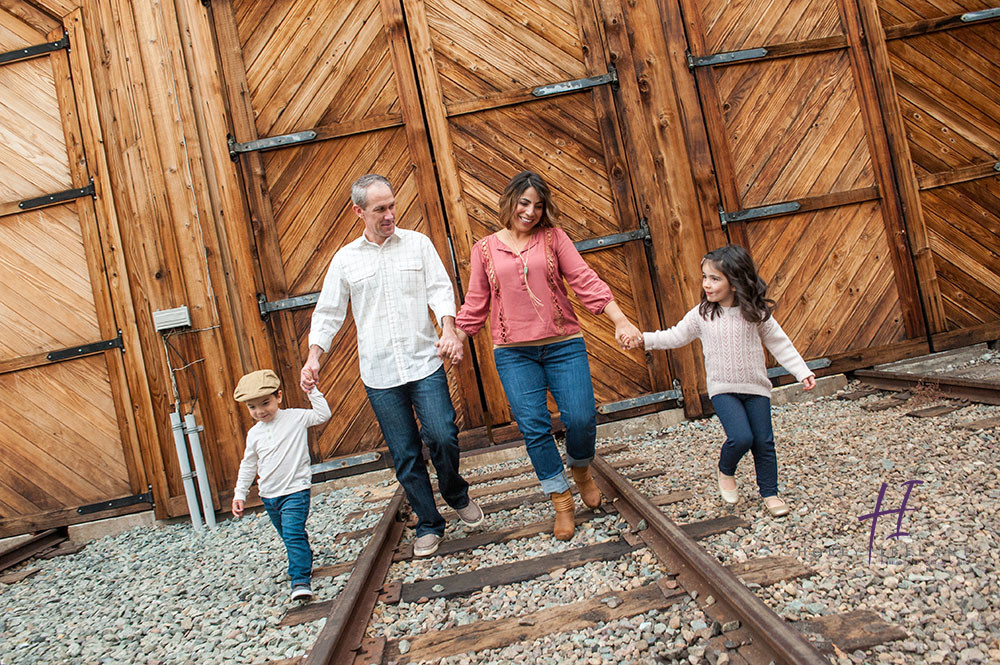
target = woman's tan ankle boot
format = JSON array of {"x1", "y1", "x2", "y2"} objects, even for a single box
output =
[
  {"x1": 550, "y1": 489, "x2": 575, "y2": 540},
  {"x1": 571, "y1": 465, "x2": 602, "y2": 509}
]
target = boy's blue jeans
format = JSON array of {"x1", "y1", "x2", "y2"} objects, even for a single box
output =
[
  {"x1": 261, "y1": 489, "x2": 312, "y2": 588},
  {"x1": 364, "y1": 366, "x2": 470, "y2": 537},
  {"x1": 493, "y1": 337, "x2": 597, "y2": 495},
  {"x1": 710, "y1": 393, "x2": 778, "y2": 498}
]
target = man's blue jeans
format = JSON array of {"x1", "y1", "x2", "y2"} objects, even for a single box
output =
[
  {"x1": 365, "y1": 366, "x2": 470, "y2": 537},
  {"x1": 710, "y1": 393, "x2": 778, "y2": 498},
  {"x1": 493, "y1": 337, "x2": 597, "y2": 494},
  {"x1": 261, "y1": 489, "x2": 312, "y2": 588}
]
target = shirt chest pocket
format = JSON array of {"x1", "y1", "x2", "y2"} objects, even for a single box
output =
[
  {"x1": 344, "y1": 262, "x2": 377, "y2": 285},
  {"x1": 394, "y1": 257, "x2": 423, "y2": 282}
]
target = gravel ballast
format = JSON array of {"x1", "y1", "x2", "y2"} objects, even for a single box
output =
[{"x1": 1, "y1": 373, "x2": 997, "y2": 664}]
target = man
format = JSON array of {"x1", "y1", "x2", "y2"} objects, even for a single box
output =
[{"x1": 300, "y1": 173, "x2": 483, "y2": 557}]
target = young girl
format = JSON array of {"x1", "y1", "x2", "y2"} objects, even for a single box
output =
[{"x1": 630, "y1": 244, "x2": 815, "y2": 516}]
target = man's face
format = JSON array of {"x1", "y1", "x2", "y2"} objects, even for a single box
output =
[{"x1": 355, "y1": 183, "x2": 396, "y2": 245}]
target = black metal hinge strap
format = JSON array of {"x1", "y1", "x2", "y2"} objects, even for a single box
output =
[
  {"x1": 0, "y1": 33, "x2": 69, "y2": 67},
  {"x1": 962, "y1": 7, "x2": 1000, "y2": 22},
  {"x1": 47, "y1": 331, "x2": 124, "y2": 363},
  {"x1": 532, "y1": 67, "x2": 617, "y2": 98},
  {"x1": 574, "y1": 219, "x2": 651, "y2": 253},
  {"x1": 719, "y1": 201, "x2": 801, "y2": 227},
  {"x1": 77, "y1": 485, "x2": 154, "y2": 515},
  {"x1": 19, "y1": 181, "x2": 95, "y2": 211},
  {"x1": 688, "y1": 47, "x2": 768, "y2": 69},
  {"x1": 767, "y1": 357, "x2": 831, "y2": 379},
  {"x1": 228, "y1": 130, "x2": 317, "y2": 159},
  {"x1": 598, "y1": 380, "x2": 684, "y2": 415},
  {"x1": 259, "y1": 292, "x2": 319, "y2": 318}
]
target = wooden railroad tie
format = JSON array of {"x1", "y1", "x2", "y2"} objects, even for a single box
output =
[
  {"x1": 283, "y1": 512, "x2": 744, "y2": 629},
  {"x1": 862, "y1": 391, "x2": 911, "y2": 411}
]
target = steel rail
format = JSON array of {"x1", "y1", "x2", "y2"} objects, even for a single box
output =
[
  {"x1": 854, "y1": 369, "x2": 1000, "y2": 405},
  {"x1": 306, "y1": 487, "x2": 406, "y2": 664},
  {"x1": 591, "y1": 456, "x2": 828, "y2": 665}
]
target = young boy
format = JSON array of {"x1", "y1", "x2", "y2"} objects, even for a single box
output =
[{"x1": 232, "y1": 369, "x2": 331, "y2": 601}]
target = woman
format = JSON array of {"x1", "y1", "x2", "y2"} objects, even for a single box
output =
[{"x1": 455, "y1": 171, "x2": 640, "y2": 540}]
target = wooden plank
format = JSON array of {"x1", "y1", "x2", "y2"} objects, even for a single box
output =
[
  {"x1": 854, "y1": 0, "x2": 947, "y2": 334},
  {"x1": 0, "y1": 567, "x2": 40, "y2": 584},
  {"x1": 64, "y1": 9, "x2": 159, "y2": 512},
  {"x1": 399, "y1": 539, "x2": 640, "y2": 603},
  {"x1": 958, "y1": 416, "x2": 1000, "y2": 431},
  {"x1": 837, "y1": 388, "x2": 879, "y2": 400},
  {"x1": 0, "y1": 502, "x2": 148, "y2": 539},
  {"x1": 905, "y1": 403, "x2": 962, "y2": 418},
  {"x1": 727, "y1": 555, "x2": 815, "y2": 586},
  {"x1": 884, "y1": 12, "x2": 1000, "y2": 42},
  {"x1": 862, "y1": 392, "x2": 912, "y2": 411},
  {"x1": 680, "y1": 515, "x2": 749, "y2": 540},
  {"x1": 379, "y1": 0, "x2": 484, "y2": 428},
  {"x1": 385, "y1": 582, "x2": 685, "y2": 663},
  {"x1": 313, "y1": 560, "x2": 355, "y2": 579},
  {"x1": 796, "y1": 609, "x2": 907, "y2": 653},
  {"x1": 0, "y1": 1, "x2": 59, "y2": 36},
  {"x1": 394, "y1": 508, "x2": 607, "y2": 561}
]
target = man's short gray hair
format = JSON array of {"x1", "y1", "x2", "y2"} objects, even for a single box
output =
[{"x1": 351, "y1": 174, "x2": 393, "y2": 209}]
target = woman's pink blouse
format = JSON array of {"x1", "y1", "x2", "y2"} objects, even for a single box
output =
[{"x1": 456, "y1": 227, "x2": 614, "y2": 345}]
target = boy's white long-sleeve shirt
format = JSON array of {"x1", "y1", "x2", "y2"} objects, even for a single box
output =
[
  {"x1": 233, "y1": 388, "x2": 331, "y2": 501},
  {"x1": 643, "y1": 305, "x2": 812, "y2": 398}
]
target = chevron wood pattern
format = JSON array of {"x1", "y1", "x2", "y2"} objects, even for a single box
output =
[
  {"x1": 0, "y1": 206, "x2": 100, "y2": 359},
  {"x1": 875, "y1": 0, "x2": 996, "y2": 26},
  {"x1": 0, "y1": 58, "x2": 72, "y2": 203},
  {"x1": 0, "y1": 358, "x2": 129, "y2": 519},
  {"x1": 922, "y1": 181, "x2": 1000, "y2": 330},
  {"x1": 234, "y1": 0, "x2": 400, "y2": 137},
  {"x1": 888, "y1": 26, "x2": 1000, "y2": 178},
  {"x1": 424, "y1": 0, "x2": 587, "y2": 105},
  {"x1": 747, "y1": 202, "x2": 906, "y2": 358},
  {"x1": 716, "y1": 51, "x2": 876, "y2": 208},
  {"x1": 0, "y1": 6, "x2": 45, "y2": 52},
  {"x1": 698, "y1": 0, "x2": 844, "y2": 53}
]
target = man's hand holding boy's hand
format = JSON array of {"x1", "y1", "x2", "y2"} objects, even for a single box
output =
[{"x1": 232, "y1": 498, "x2": 244, "y2": 518}]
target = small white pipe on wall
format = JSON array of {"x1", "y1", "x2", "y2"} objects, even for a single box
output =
[
  {"x1": 184, "y1": 413, "x2": 217, "y2": 528},
  {"x1": 170, "y1": 409, "x2": 204, "y2": 532}
]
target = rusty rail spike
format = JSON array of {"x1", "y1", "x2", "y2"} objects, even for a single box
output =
[{"x1": 591, "y1": 456, "x2": 828, "y2": 665}]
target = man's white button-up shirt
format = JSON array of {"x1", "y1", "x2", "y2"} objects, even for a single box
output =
[{"x1": 308, "y1": 228, "x2": 457, "y2": 389}]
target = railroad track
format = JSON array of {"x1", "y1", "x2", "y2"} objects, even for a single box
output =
[
  {"x1": 266, "y1": 446, "x2": 908, "y2": 665},
  {"x1": 854, "y1": 369, "x2": 1000, "y2": 405}
]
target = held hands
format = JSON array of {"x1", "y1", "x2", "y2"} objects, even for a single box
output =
[
  {"x1": 231, "y1": 498, "x2": 244, "y2": 518},
  {"x1": 435, "y1": 327, "x2": 465, "y2": 364},
  {"x1": 300, "y1": 360, "x2": 320, "y2": 393},
  {"x1": 802, "y1": 374, "x2": 816, "y2": 390},
  {"x1": 615, "y1": 320, "x2": 643, "y2": 351}
]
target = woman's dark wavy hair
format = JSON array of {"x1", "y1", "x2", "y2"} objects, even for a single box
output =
[
  {"x1": 698, "y1": 244, "x2": 775, "y2": 323},
  {"x1": 498, "y1": 171, "x2": 560, "y2": 230}
]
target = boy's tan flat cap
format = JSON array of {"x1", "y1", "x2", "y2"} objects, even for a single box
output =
[{"x1": 234, "y1": 369, "x2": 281, "y2": 402}]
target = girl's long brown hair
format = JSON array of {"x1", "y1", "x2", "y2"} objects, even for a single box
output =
[
  {"x1": 698, "y1": 244, "x2": 775, "y2": 323},
  {"x1": 498, "y1": 171, "x2": 560, "y2": 230}
]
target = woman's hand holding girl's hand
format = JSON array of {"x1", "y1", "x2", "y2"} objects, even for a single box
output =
[
  {"x1": 802, "y1": 375, "x2": 816, "y2": 390},
  {"x1": 615, "y1": 321, "x2": 642, "y2": 351}
]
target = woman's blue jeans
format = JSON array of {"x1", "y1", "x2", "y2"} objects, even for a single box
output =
[
  {"x1": 493, "y1": 337, "x2": 597, "y2": 494},
  {"x1": 365, "y1": 366, "x2": 470, "y2": 537},
  {"x1": 710, "y1": 393, "x2": 778, "y2": 497},
  {"x1": 261, "y1": 489, "x2": 312, "y2": 588}
]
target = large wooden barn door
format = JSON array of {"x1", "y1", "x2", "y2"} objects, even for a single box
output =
[
  {"x1": 212, "y1": 0, "x2": 484, "y2": 462},
  {"x1": 858, "y1": 1, "x2": 1000, "y2": 347},
  {"x1": 402, "y1": 0, "x2": 672, "y2": 425},
  {"x1": 0, "y1": 13, "x2": 144, "y2": 535},
  {"x1": 680, "y1": 0, "x2": 930, "y2": 365}
]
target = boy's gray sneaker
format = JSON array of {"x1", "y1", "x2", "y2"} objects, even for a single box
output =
[
  {"x1": 290, "y1": 583, "x2": 313, "y2": 601},
  {"x1": 455, "y1": 500, "x2": 484, "y2": 528},
  {"x1": 413, "y1": 533, "x2": 442, "y2": 557}
]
